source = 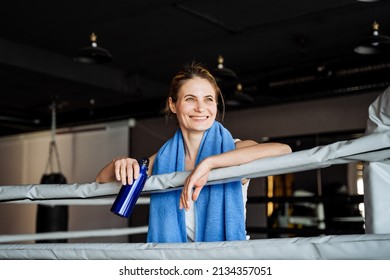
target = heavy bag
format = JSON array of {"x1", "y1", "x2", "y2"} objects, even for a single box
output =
[{"x1": 36, "y1": 172, "x2": 69, "y2": 243}]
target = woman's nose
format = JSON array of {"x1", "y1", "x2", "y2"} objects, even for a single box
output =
[{"x1": 195, "y1": 101, "x2": 205, "y2": 112}]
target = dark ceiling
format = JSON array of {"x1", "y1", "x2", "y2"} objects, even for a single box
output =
[{"x1": 1, "y1": 0, "x2": 390, "y2": 136}]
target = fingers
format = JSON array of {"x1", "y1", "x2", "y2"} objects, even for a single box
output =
[
  {"x1": 120, "y1": 160, "x2": 128, "y2": 185},
  {"x1": 113, "y1": 158, "x2": 139, "y2": 186},
  {"x1": 180, "y1": 177, "x2": 193, "y2": 210},
  {"x1": 192, "y1": 187, "x2": 202, "y2": 202},
  {"x1": 180, "y1": 185, "x2": 204, "y2": 210},
  {"x1": 179, "y1": 168, "x2": 210, "y2": 210},
  {"x1": 127, "y1": 160, "x2": 140, "y2": 185},
  {"x1": 180, "y1": 179, "x2": 205, "y2": 211}
]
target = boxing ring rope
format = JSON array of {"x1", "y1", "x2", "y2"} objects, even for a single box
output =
[
  {"x1": 0, "y1": 226, "x2": 148, "y2": 243},
  {"x1": 1, "y1": 130, "x2": 390, "y2": 259},
  {"x1": 1, "y1": 131, "x2": 389, "y2": 204},
  {"x1": 2, "y1": 196, "x2": 150, "y2": 206},
  {"x1": 2, "y1": 234, "x2": 390, "y2": 260}
]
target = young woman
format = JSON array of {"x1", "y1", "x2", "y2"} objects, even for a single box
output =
[{"x1": 96, "y1": 62, "x2": 292, "y2": 243}]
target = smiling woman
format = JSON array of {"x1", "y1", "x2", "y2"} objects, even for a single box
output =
[
  {"x1": 168, "y1": 77, "x2": 218, "y2": 134},
  {"x1": 163, "y1": 61, "x2": 226, "y2": 123},
  {"x1": 95, "y1": 61, "x2": 292, "y2": 243}
]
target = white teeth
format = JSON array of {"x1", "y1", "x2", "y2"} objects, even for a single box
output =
[{"x1": 191, "y1": 116, "x2": 207, "y2": 120}]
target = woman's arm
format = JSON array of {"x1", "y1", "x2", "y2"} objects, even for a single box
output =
[
  {"x1": 211, "y1": 140, "x2": 292, "y2": 169},
  {"x1": 96, "y1": 153, "x2": 156, "y2": 185},
  {"x1": 179, "y1": 141, "x2": 292, "y2": 210}
]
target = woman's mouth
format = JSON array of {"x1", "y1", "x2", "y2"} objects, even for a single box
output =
[{"x1": 190, "y1": 116, "x2": 208, "y2": 120}]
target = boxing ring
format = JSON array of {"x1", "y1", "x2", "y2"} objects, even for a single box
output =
[
  {"x1": 1, "y1": 88, "x2": 390, "y2": 260},
  {"x1": 1, "y1": 128, "x2": 390, "y2": 259}
]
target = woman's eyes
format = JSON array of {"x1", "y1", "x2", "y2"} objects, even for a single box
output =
[{"x1": 184, "y1": 96, "x2": 215, "y2": 102}]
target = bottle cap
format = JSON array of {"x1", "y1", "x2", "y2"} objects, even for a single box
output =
[{"x1": 138, "y1": 157, "x2": 149, "y2": 167}]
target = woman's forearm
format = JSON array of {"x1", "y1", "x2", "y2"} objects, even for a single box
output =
[
  {"x1": 95, "y1": 160, "x2": 117, "y2": 183},
  {"x1": 205, "y1": 142, "x2": 292, "y2": 170}
]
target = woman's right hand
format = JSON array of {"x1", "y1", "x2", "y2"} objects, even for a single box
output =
[{"x1": 113, "y1": 157, "x2": 140, "y2": 185}]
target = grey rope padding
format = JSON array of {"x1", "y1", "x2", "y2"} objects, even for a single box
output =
[
  {"x1": 143, "y1": 130, "x2": 390, "y2": 192},
  {"x1": 0, "y1": 226, "x2": 148, "y2": 243},
  {"x1": 1, "y1": 233, "x2": 390, "y2": 259},
  {"x1": 0, "y1": 131, "x2": 389, "y2": 204},
  {"x1": 4, "y1": 196, "x2": 150, "y2": 206}
]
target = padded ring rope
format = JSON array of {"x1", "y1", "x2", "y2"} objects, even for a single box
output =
[
  {"x1": 1, "y1": 234, "x2": 390, "y2": 259},
  {"x1": 1, "y1": 131, "x2": 389, "y2": 204},
  {"x1": 4, "y1": 196, "x2": 150, "y2": 206},
  {"x1": 0, "y1": 226, "x2": 148, "y2": 243}
]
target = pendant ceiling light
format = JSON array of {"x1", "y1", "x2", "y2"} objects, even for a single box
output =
[
  {"x1": 355, "y1": 1, "x2": 390, "y2": 55},
  {"x1": 211, "y1": 55, "x2": 238, "y2": 84},
  {"x1": 210, "y1": 55, "x2": 254, "y2": 107},
  {"x1": 354, "y1": 21, "x2": 390, "y2": 55},
  {"x1": 74, "y1": 33, "x2": 112, "y2": 64},
  {"x1": 225, "y1": 83, "x2": 254, "y2": 107}
]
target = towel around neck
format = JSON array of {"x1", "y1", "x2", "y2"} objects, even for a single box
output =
[{"x1": 147, "y1": 121, "x2": 246, "y2": 243}]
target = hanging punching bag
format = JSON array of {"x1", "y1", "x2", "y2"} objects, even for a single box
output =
[{"x1": 36, "y1": 101, "x2": 68, "y2": 243}]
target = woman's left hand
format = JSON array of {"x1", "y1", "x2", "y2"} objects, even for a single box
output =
[{"x1": 180, "y1": 159, "x2": 211, "y2": 210}]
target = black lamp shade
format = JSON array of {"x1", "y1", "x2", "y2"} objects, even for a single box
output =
[
  {"x1": 211, "y1": 55, "x2": 238, "y2": 84},
  {"x1": 354, "y1": 22, "x2": 390, "y2": 55},
  {"x1": 75, "y1": 33, "x2": 112, "y2": 63},
  {"x1": 75, "y1": 45, "x2": 113, "y2": 63},
  {"x1": 225, "y1": 83, "x2": 254, "y2": 107}
]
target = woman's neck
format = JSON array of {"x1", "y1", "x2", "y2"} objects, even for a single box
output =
[{"x1": 181, "y1": 130, "x2": 204, "y2": 170}]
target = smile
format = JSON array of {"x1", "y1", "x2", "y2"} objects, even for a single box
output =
[{"x1": 190, "y1": 116, "x2": 208, "y2": 120}]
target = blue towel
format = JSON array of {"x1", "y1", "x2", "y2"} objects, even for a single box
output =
[{"x1": 147, "y1": 121, "x2": 246, "y2": 243}]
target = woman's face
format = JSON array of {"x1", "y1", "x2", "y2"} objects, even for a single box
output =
[{"x1": 169, "y1": 77, "x2": 217, "y2": 134}]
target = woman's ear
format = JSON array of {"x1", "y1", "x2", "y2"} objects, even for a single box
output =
[{"x1": 168, "y1": 97, "x2": 176, "y2": 114}]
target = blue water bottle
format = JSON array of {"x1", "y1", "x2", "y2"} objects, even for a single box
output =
[{"x1": 110, "y1": 157, "x2": 149, "y2": 218}]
